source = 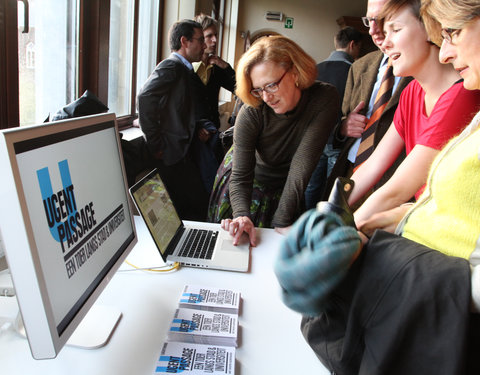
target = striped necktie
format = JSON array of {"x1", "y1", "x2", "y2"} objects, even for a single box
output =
[{"x1": 354, "y1": 62, "x2": 394, "y2": 170}]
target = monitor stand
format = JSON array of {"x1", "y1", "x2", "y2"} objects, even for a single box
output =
[
  {"x1": 16, "y1": 304, "x2": 123, "y2": 349},
  {"x1": 1, "y1": 268, "x2": 122, "y2": 350}
]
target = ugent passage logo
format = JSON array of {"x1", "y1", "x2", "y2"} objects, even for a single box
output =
[
  {"x1": 36, "y1": 159, "x2": 97, "y2": 254},
  {"x1": 36, "y1": 159, "x2": 126, "y2": 279}
]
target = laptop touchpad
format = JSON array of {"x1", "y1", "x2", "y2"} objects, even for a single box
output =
[{"x1": 220, "y1": 234, "x2": 249, "y2": 252}]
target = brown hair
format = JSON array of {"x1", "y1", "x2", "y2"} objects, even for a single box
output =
[
  {"x1": 378, "y1": 0, "x2": 422, "y2": 28},
  {"x1": 194, "y1": 13, "x2": 218, "y2": 31},
  {"x1": 235, "y1": 35, "x2": 316, "y2": 108}
]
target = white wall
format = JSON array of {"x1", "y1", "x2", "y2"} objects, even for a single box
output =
[
  {"x1": 235, "y1": 0, "x2": 367, "y2": 64},
  {"x1": 162, "y1": 0, "x2": 199, "y2": 58},
  {"x1": 162, "y1": 0, "x2": 368, "y2": 65}
]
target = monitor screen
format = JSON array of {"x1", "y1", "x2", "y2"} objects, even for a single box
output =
[{"x1": 0, "y1": 113, "x2": 137, "y2": 359}]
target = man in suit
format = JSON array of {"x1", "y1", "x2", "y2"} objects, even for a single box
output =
[
  {"x1": 190, "y1": 14, "x2": 236, "y2": 194},
  {"x1": 305, "y1": 26, "x2": 363, "y2": 209},
  {"x1": 323, "y1": 0, "x2": 412, "y2": 202},
  {"x1": 137, "y1": 19, "x2": 209, "y2": 221}
]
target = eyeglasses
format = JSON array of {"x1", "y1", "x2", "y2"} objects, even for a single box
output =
[
  {"x1": 191, "y1": 36, "x2": 205, "y2": 44},
  {"x1": 441, "y1": 28, "x2": 461, "y2": 44},
  {"x1": 250, "y1": 70, "x2": 289, "y2": 98},
  {"x1": 362, "y1": 16, "x2": 378, "y2": 28}
]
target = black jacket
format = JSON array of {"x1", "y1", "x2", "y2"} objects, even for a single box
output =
[
  {"x1": 302, "y1": 230, "x2": 473, "y2": 375},
  {"x1": 191, "y1": 63, "x2": 236, "y2": 129},
  {"x1": 137, "y1": 54, "x2": 196, "y2": 166}
]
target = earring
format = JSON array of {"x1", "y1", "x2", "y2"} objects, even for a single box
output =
[{"x1": 295, "y1": 81, "x2": 299, "y2": 87}]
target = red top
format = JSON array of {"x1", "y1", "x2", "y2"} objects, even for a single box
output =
[{"x1": 394, "y1": 79, "x2": 480, "y2": 198}]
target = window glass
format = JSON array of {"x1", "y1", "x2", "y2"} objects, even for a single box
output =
[
  {"x1": 18, "y1": 0, "x2": 78, "y2": 126},
  {"x1": 136, "y1": 0, "x2": 160, "y2": 106},
  {"x1": 108, "y1": 0, "x2": 134, "y2": 116}
]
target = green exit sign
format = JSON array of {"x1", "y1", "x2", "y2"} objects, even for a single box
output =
[{"x1": 285, "y1": 17, "x2": 294, "y2": 29}]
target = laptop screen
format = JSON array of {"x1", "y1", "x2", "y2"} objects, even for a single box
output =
[{"x1": 130, "y1": 170, "x2": 182, "y2": 257}]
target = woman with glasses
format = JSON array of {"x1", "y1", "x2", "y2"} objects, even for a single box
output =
[
  {"x1": 208, "y1": 35, "x2": 338, "y2": 246},
  {"x1": 347, "y1": 0, "x2": 480, "y2": 230}
]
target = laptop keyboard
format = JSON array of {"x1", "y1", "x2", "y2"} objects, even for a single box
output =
[{"x1": 178, "y1": 229, "x2": 218, "y2": 260}]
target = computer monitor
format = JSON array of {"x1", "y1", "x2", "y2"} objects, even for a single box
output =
[{"x1": 0, "y1": 113, "x2": 137, "y2": 359}]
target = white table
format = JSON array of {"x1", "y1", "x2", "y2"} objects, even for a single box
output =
[{"x1": 0, "y1": 217, "x2": 329, "y2": 374}]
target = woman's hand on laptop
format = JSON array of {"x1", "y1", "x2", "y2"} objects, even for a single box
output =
[{"x1": 221, "y1": 216, "x2": 257, "y2": 247}]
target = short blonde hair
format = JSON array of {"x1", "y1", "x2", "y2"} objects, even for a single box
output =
[
  {"x1": 421, "y1": 0, "x2": 480, "y2": 45},
  {"x1": 235, "y1": 35, "x2": 316, "y2": 108}
]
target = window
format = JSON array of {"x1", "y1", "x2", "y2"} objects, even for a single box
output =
[
  {"x1": 108, "y1": 0, "x2": 161, "y2": 120},
  {"x1": 1, "y1": 0, "x2": 164, "y2": 129},
  {"x1": 108, "y1": 0, "x2": 134, "y2": 117},
  {"x1": 135, "y1": 0, "x2": 160, "y2": 107},
  {"x1": 18, "y1": 0, "x2": 78, "y2": 126},
  {"x1": 25, "y1": 42, "x2": 35, "y2": 69}
]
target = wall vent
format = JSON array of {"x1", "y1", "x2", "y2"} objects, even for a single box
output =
[{"x1": 265, "y1": 11, "x2": 283, "y2": 21}]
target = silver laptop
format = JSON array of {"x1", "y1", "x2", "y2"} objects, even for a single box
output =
[{"x1": 129, "y1": 169, "x2": 250, "y2": 272}]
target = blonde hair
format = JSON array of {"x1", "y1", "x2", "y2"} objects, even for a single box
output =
[
  {"x1": 421, "y1": 0, "x2": 480, "y2": 45},
  {"x1": 235, "y1": 35, "x2": 316, "y2": 108}
]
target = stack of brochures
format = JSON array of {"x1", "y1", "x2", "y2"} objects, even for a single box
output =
[
  {"x1": 153, "y1": 284, "x2": 241, "y2": 374},
  {"x1": 154, "y1": 341, "x2": 235, "y2": 374},
  {"x1": 167, "y1": 307, "x2": 238, "y2": 347},
  {"x1": 178, "y1": 284, "x2": 241, "y2": 314}
]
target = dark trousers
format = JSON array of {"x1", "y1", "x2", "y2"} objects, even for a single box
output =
[
  {"x1": 155, "y1": 154, "x2": 209, "y2": 222},
  {"x1": 305, "y1": 143, "x2": 341, "y2": 209}
]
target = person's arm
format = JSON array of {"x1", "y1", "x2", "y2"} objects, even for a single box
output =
[
  {"x1": 219, "y1": 107, "x2": 260, "y2": 247},
  {"x1": 221, "y1": 216, "x2": 257, "y2": 247},
  {"x1": 210, "y1": 58, "x2": 236, "y2": 93},
  {"x1": 334, "y1": 57, "x2": 371, "y2": 144},
  {"x1": 353, "y1": 144, "x2": 439, "y2": 225},
  {"x1": 357, "y1": 204, "x2": 412, "y2": 237},
  {"x1": 195, "y1": 119, "x2": 217, "y2": 142},
  {"x1": 229, "y1": 106, "x2": 261, "y2": 218},
  {"x1": 208, "y1": 55, "x2": 229, "y2": 69},
  {"x1": 339, "y1": 101, "x2": 368, "y2": 138},
  {"x1": 348, "y1": 124, "x2": 405, "y2": 205},
  {"x1": 275, "y1": 226, "x2": 291, "y2": 235}
]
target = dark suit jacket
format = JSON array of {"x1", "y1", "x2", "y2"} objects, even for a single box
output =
[
  {"x1": 137, "y1": 54, "x2": 196, "y2": 166},
  {"x1": 316, "y1": 53, "x2": 352, "y2": 106},
  {"x1": 316, "y1": 54, "x2": 352, "y2": 136},
  {"x1": 191, "y1": 64, "x2": 236, "y2": 129},
  {"x1": 323, "y1": 50, "x2": 413, "y2": 199}
]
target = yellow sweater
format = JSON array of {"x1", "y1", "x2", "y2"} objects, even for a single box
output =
[{"x1": 400, "y1": 111, "x2": 480, "y2": 261}]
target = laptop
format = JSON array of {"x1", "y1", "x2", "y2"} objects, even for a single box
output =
[{"x1": 129, "y1": 169, "x2": 250, "y2": 272}]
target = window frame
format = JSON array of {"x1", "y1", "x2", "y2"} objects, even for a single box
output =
[
  {"x1": 0, "y1": 0, "x2": 164, "y2": 130},
  {"x1": 0, "y1": 0, "x2": 20, "y2": 129}
]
